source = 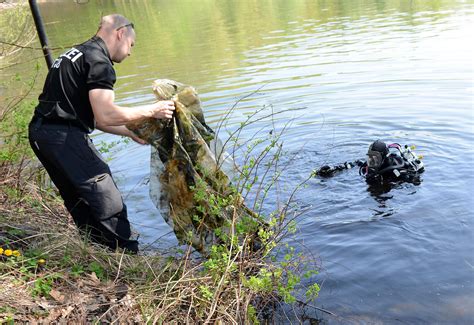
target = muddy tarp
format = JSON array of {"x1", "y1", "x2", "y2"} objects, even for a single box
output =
[{"x1": 127, "y1": 79, "x2": 258, "y2": 252}]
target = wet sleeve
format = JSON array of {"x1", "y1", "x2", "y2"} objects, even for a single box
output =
[{"x1": 85, "y1": 55, "x2": 116, "y2": 91}]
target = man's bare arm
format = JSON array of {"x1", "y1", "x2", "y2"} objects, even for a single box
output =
[
  {"x1": 95, "y1": 124, "x2": 147, "y2": 145},
  {"x1": 89, "y1": 88, "x2": 174, "y2": 127}
]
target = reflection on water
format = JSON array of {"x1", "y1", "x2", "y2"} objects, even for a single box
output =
[{"x1": 4, "y1": 0, "x2": 474, "y2": 323}]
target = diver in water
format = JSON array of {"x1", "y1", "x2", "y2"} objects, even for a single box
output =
[
  {"x1": 315, "y1": 140, "x2": 425, "y2": 183},
  {"x1": 359, "y1": 140, "x2": 424, "y2": 183}
]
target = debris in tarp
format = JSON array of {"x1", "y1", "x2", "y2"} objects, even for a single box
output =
[{"x1": 127, "y1": 79, "x2": 261, "y2": 252}]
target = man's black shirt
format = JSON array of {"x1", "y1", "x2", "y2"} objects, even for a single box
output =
[{"x1": 35, "y1": 36, "x2": 116, "y2": 133}]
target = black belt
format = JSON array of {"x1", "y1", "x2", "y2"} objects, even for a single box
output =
[{"x1": 31, "y1": 115, "x2": 87, "y2": 132}]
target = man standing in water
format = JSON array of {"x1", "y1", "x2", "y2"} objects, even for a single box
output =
[{"x1": 28, "y1": 14, "x2": 175, "y2": 253}]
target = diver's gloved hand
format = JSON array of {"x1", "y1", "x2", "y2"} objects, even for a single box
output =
[
  {"x1": 316, "y1": 161, "x2": 364, "y2": 178},
  {"x1": 317, "y1": 165, "x2": 335, "y2": 177}
]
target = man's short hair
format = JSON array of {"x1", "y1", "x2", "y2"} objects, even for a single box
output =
[{"x1": 98, "y1": 14, "x2": 134, "y2": 35}]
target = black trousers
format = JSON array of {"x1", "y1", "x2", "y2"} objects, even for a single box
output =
[{"x1": 28, "y1": 117, "x2": 138, "y2": 253}]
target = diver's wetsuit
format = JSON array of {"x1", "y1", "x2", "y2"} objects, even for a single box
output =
[{"x1": 28, "y1": 36, "x2": 138, "y2": 253}]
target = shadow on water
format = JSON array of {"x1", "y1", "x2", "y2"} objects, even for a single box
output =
[
  {"x1": 365, "y1": 175, "x2": 423, "y2": 219},
  {"x1": 366, "y1": 174, "x2": 423, "y2": 197}
]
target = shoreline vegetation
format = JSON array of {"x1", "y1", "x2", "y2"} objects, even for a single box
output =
[
  {"x1": 0, "y1": 4, "x2": 322, "y2": 323},
  {"x1": 0, "y1": 164, "x2": 322, "y2": 323}
]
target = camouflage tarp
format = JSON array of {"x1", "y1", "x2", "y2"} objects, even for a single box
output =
[{"x1": 127, "y1": 79, "x2": 257, "y2": 252}]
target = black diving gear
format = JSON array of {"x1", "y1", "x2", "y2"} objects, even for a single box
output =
[
  {"x1": 314, "y1": 140, "x2": 424, "y2": 183},
  {"x1": 359, "y1": 140, "x2": 424, "y2": 182}
]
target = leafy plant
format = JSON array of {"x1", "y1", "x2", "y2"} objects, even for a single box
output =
[
  {"x1": 70, "y1": 264, "x2": 85, "y2": 277},
  {"x1": 177, "y1": 97, "x2": 323, "y2": 320},
  {"x1": 88, "y1": 261, "x2": 106, "y2": 281},
  {"x1": 32, "y1": 276, "x2": 54, "y2": 297}
]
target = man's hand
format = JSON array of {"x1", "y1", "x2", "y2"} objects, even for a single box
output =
[{"x1": 150, "y1": 100, "x2": 175, "y2": 120}]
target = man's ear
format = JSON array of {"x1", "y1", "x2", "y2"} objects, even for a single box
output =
[{"x1": 117, "y1": 28, "x2": 125, "y2": 41}]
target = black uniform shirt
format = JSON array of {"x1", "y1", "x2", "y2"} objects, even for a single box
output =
[{"x1": 35, "y1": 36, "x2": 116, "y2": 133}]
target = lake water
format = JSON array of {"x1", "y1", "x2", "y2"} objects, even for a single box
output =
[{"x1": 6, "y1": 0, "x2": 474, "y2": 323}]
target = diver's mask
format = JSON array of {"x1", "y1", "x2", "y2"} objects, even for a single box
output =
[{"x1": 366, "y1": 140, "x2": 389, "y2": 171}]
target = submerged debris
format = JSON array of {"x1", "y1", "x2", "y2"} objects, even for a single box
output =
[{"x1": 127, "y1": 80, "x2": 261, "y2": 252}]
